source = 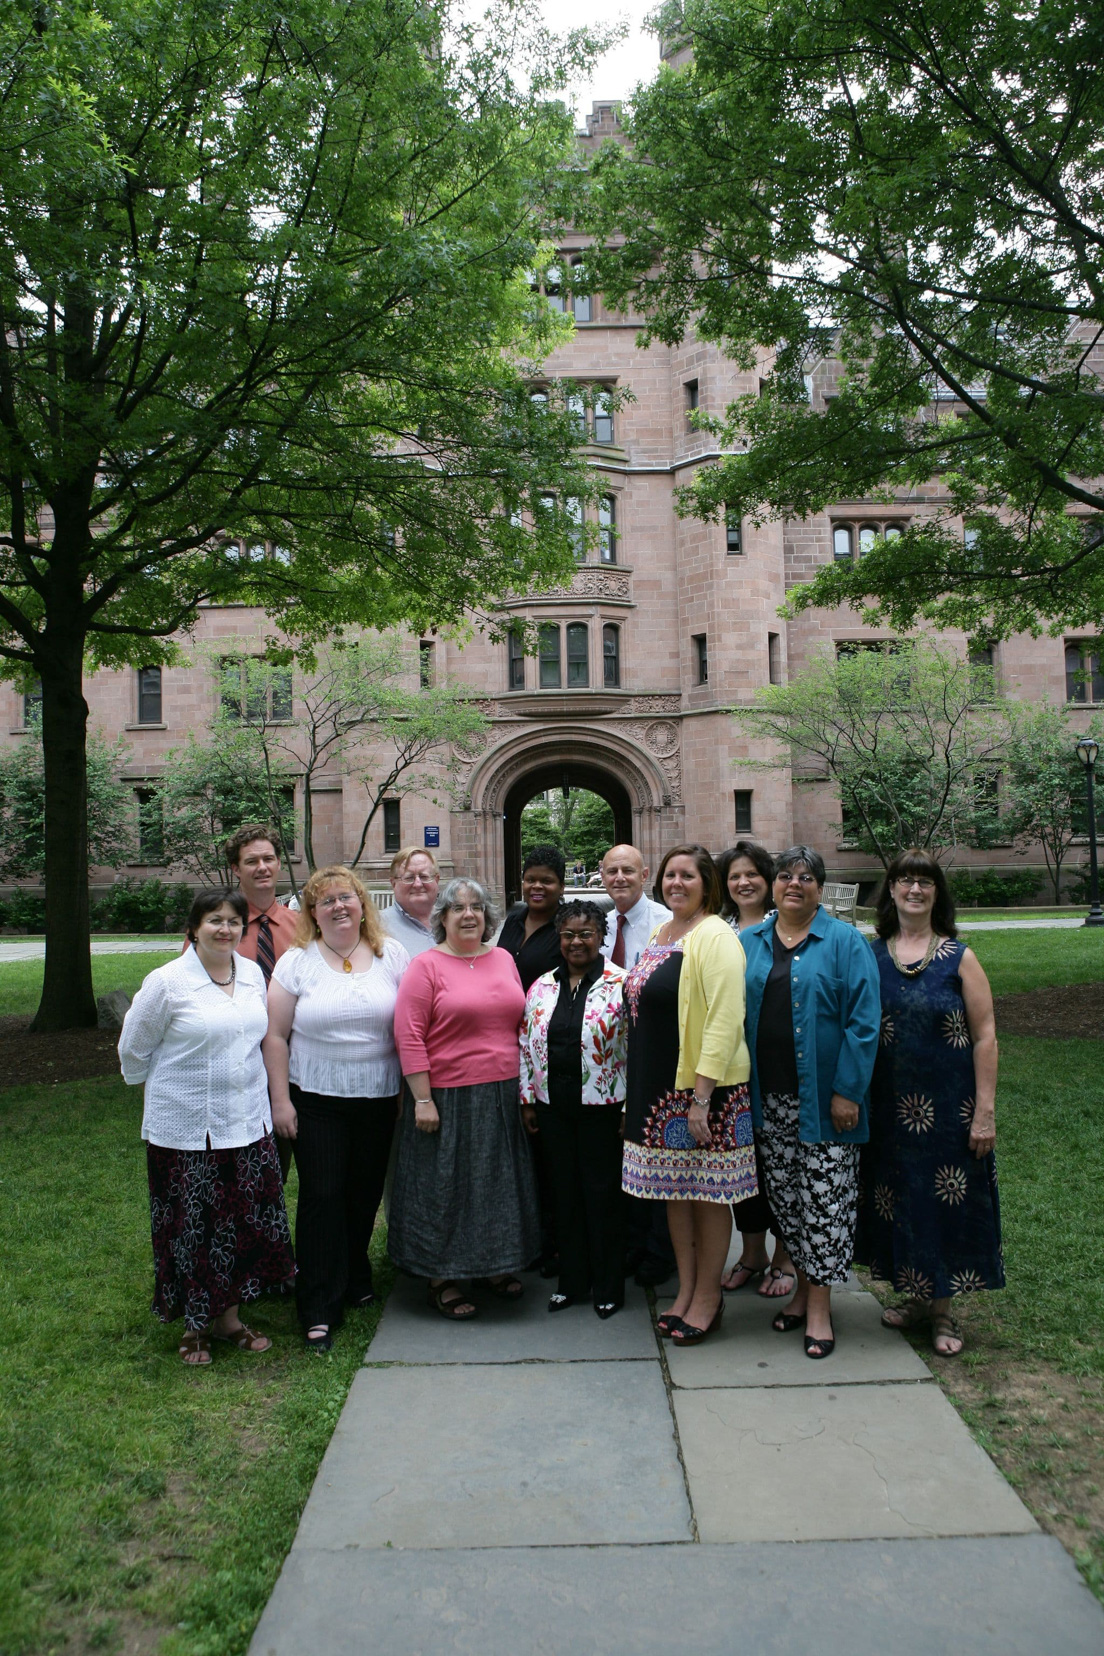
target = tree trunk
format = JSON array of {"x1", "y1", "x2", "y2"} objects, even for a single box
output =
[{"x1": 31, "y1": 633, "x2": 96, "y2": 1030}]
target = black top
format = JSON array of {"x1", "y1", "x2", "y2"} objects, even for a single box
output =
[
  {"x1": 756, "y1": 928, "x2": 800, "y2": 1098},
  {"x1": 545, "y1": 958, "x2": 604, "y2": 1108},
  {"x1": 497, "y1": 903, "x2": 564, "y2": 993}
]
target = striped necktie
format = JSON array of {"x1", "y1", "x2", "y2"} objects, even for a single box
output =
[{"x1": 256, "y1": 913, "x2": 276, "y2": 983}]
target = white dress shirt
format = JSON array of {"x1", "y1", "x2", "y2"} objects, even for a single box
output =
[
  {"x1": 601, "y1": 893, "x2": 672, "y2": 967},
  {"x1": 119, "y1": 950, "x2": 271, "y2": 1151},
  {"x1": 381, "y1": 901, "x2": 437, "y2": 957},
  {"x1": 271, "y1": 938, "x2": 410, "y2": 1097}
]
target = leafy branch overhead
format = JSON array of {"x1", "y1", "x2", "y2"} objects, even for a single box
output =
[{"x1": 587, "y1": 0, "x2": 1104, "y2": 635}]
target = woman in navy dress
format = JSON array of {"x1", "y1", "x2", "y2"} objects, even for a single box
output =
[{"x1": 856, "y1": 850, "x2": 1002, "y2": 1356}]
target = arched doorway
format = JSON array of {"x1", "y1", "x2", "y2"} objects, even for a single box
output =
[{"x1": 503, "y1": 762, "x2": 633, "y2": 902}]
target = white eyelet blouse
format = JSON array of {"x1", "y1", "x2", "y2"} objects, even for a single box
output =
[
  {"x1": 118, "y1": 949, "x2": 271, "y2": 1150},
  {"x1": 270, "y1": 938, "x2": 410, "y2": 1098}
]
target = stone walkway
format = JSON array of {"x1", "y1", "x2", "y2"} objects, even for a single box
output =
[
  {"x1": 0, "y1": 938, "x2": 177, "y2": 962},
  {"x1": 249, "y1": 1254, "x2": 1104, "y2": 1655}
]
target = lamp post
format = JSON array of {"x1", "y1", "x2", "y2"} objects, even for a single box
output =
[{"x1": 1075, "y1": 737, "x2": 1104, "y2": 927}]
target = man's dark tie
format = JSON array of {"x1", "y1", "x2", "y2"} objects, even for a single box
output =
[
  {"x1": 611, "y1": 913, "x2": 627, "y2": 967},
  {"x1": 256, "y1": 913, "x2": 276, "y2": 983}
]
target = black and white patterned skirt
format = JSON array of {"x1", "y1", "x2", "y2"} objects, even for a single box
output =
[{"x1": 757, "y1": 1092, "x2": 860, "y2": 1286}]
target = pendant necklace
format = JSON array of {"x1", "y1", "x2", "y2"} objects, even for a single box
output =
[
  {"x1": 322, "y1": 939, "x2": 357, "y2": 973},
  {"x1": 888, "y1": 933, "x2": 940, "y2": 976},
  {"x1": 442, "y1": 943, "x2": 480, "y2": 970}
]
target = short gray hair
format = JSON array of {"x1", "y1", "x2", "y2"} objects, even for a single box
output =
[
  {"x1": 431, "y1": 877, "x2": 500, "y2": 943},
  {"x1": 774, "y1": 844, "x2": 826, "y2": 887}
]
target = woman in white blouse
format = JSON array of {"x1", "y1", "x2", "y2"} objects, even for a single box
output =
[
  {"x1": 263, "y1": 865, "x2": 409, "y2": 1352},
  {"x1": 119, "y1": 889, "x2": 294, "y2": 1366}
]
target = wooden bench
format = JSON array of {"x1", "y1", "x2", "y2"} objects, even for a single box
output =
[{"x1": 822, "y1": 882, "x2": 859, "y2": 924}]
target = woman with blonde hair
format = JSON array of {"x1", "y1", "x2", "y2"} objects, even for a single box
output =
[{"x1": 263, "y1": 865, "x2": 409, "y2": 1351}]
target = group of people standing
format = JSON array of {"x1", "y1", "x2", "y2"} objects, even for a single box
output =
[{"x1": 119, "y1": 827, "x2": 1003, "y2": 1366}]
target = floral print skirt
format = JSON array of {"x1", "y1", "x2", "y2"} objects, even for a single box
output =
[{"x1": 146, "y1": 1134, "x2": 295, "y2": 1330}]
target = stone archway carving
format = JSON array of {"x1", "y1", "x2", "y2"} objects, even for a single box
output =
[{"x1": 456, "y1": 723, "x2": 684, "y2": 901}]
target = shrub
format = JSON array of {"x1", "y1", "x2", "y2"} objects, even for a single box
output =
[
  {"x1": 91, "y1": 878, "x2": 194, "y2": 933},
  {"x1": 0, "y1": 891, "x2": 47, "y2": 932},
  {"x1": 947, "y1": 868, "x2": 1041, "y2": 908}
]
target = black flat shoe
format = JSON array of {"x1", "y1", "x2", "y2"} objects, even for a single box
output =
[
  {"x1": 547, "y1": 1293, "x2": 574, "y2": 1312},
  {"x1": 305, "y1": 1326, "x2": 333, "y2": 1352},
  {"x1": 804, "y1": 1330, "x2": 835, "y2": 1360},
  {"x1": 772, "y1": 1310, "x2": 806, "y2": 1333},
  {"x1": 670, "y1": 1299, "x2": 724, "y2": 1347},
  {"x1": 595, "y1": 1302, "x2": 621, "y2": 1320}
]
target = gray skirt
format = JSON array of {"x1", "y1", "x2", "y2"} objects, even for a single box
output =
[{"x1": 388, "y1": 1079, "x2": 540, "y2": 1278}]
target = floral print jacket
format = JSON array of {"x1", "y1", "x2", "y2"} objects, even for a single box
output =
[{"x1": 519, "y1": 963, "x2": 628, "y2": 1108}]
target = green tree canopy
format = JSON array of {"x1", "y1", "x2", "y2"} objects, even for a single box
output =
[
  {"x1": 733, "y1": 641, "x2": 1010, "y2": 866},
  {"x1": 588, "y1": 0, "x2": 1104, "y2": 637},
  {"x1": 0, "y1": 0, "x2": 598, "y2": 1026},
  {"x1": 0, "y1": 723, "x2": 133, "y2": 881}
]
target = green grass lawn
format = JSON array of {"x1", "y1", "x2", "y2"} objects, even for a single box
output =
[
  {"x1": 962, "y1": 926, "x2": 1104, "y2": 995},
  {"x1": 0, "y1": 1073, "x2": 390, "y2": 1656},
  {"x1": 0, "y1": 954, "x2": 178, "y2": 1019}
]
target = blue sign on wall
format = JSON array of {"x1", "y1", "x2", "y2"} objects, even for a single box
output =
[{"x1": 424, "y1": 826, "x2": 440, "y2": 848}]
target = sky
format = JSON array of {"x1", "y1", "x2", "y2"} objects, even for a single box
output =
[{"x1": 538, "y1": 0, "x2": 663, "y2": 122}]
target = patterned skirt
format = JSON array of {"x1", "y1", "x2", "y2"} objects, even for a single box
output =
[
  {"x1": 146, "y1": 1134, "x2": 295, "y2": 1331},
  {"x1": 621, "y1": 1083, "x2": 758, "y2": 1204},
  {"x1": 757, "y1": 1092, "x2": 859, "y2": 1286}
]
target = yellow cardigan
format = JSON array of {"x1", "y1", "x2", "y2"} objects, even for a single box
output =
[{"x1": 657, "y1": 914, "x2": 750, "y2": 1090}]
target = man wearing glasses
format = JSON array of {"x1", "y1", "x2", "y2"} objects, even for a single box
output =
[{"x1": 381, "y1": 846, "x2": 440, "y2": 957}]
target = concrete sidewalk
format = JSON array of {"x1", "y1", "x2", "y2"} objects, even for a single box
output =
[
  {"x1": 0, "y1": 937, "x2": 177, "y2": 962},
  {"x1": 250, "y1": 1262, "x2": 1104, "y2": 1655}
]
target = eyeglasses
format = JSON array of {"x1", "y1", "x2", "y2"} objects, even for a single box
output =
[
  {"x1": 448, "y1": 901, "x2": 485, "y2": 914},
  {"x1": 316, "y1": 892, "x2": 359, "y2": 909},
  {"x1": 560, "y1": 928, "x2": 598, "y2": 942},
  {"x1": 777, "y1": 872, "x2": 818, "y2": 886},
  {"x1": 895, "y1": 877, "x2": 935, "y2": 891},
  {"x1": 397, "y1": 872, "x2": 437, "y2": 886}
]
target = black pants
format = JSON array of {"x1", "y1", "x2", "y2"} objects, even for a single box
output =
[
  {"x1": 537, "y1": 1097, "x2": 625, "y2": 1305},
  {"x1": 290, "y1": 1085, "x2": 396, "y2": 1329},
  {"x1": 731, "y1": 1138, "x2": 777, "y2": 1237}
]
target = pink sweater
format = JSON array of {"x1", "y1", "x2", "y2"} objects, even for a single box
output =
[{"x1": 394, "y1": 948, "x2": 527, "y2": 1087}]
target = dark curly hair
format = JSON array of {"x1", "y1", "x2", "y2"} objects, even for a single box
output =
[
  {"x1": 555, "y1": 899, "x2": 607, "y2": 935},
  {"x1": 874, "y1": 849, "x2": 958, "y2": 940},
  {"x1": 523, "y1": 843, "x2": 566, "y2": 883},
  {"x1": 716, "y1": 841, "x2": 776, "y2": 920}
]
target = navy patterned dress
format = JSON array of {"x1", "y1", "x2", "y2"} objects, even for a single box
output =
[{"x1": 856, "y1": 937, "x2": 1004, "y2": 1300}]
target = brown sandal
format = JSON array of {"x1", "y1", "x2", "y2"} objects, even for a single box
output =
[
  {"x1": 931, "y1": 1312, "x2": 963, "y2": 1357},
  {"x1": 210, "y1": 1323, "x2": 271, "y2": 1353},
  {"x1": 880, "y1": 1299, "x2": 930, "y2": 1331},
  {"x1": 179, "y1": 1330, "x2": 212, "y2": 1365},
  {"x1": 428, "y1": 1281, "x2": 477, "y2": 1320}
]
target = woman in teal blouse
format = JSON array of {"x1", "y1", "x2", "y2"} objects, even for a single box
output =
[{"x1": 742, "y1": 846, "x2": 880, "y2": 1359}]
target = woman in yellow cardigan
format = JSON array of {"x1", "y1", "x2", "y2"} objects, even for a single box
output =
[{"x1": 622, "y1": 843, "x2": 755, "y2": 1346}]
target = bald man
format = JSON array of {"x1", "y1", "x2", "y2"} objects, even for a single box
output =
[{"x1": 599, "y1": 844, "x2": 671, "y2": 968}]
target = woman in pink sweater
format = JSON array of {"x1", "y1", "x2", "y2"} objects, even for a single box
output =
[{"x1": 391, "y1": 877, "x2": 539, "y2": 1319}]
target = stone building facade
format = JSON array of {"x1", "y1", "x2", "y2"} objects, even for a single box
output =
[{"x1": 3, "y1": 100, "x2": 1098, "y2": 904}]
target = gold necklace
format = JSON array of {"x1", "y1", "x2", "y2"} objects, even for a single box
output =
[
  {"x1": 321, "y1": 937, "x2": 358, "y2": 973},
  {"x1": 888, "y1": 932, "x2": 940, "y2": 976},
  {"x1": 660, "y1": 907, "x2": 704, "y2": 946},
  {"x1": 441, "y1": 942, "x2": 481, "y2": 970}
]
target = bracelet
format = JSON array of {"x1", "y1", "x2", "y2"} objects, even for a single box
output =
[
  {"x1": 413, "y1": 1097, "x2": 434, "y2": 1106},
  {"x1": 692, "y1": 1094, "x2": 712, "y2": 1109}
]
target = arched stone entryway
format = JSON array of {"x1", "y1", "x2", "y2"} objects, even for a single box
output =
[{"x1": 457, "y1": 725, "x2": 682, "y2": 904}]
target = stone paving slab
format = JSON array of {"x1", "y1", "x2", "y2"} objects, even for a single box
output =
[
  {"x1": 249, "y1": 1536, "x2": 1104, "y2": 1656},
  {"x1": 662, "y1": 1285, "x2": 931, "y2": 1388},
  {"x1": 369, "y1": 1271, "x2": 657, "y2": 1364},
  {"x1": 675, "y1": 1381, "x2": 1037, "y2": 1542},
  {"x1": 296, "y1": 1361, "x2": 692, "y2": 1551}
]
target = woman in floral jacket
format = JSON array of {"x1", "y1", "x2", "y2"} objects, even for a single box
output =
[{"x1": 520, "y1": 900, "x2": 628, "y2": 1318}]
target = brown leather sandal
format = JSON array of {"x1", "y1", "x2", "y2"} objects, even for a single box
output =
[
  {"x1": 210, "y1": 1323, "x2": 271, "y2": 1353},
  {"x1": 179, "y1": 1330, "x2": 212, "y2": 1365},
  {"x1": 428, "y1": 1281, "x2": 477, "y2": 1320}
]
